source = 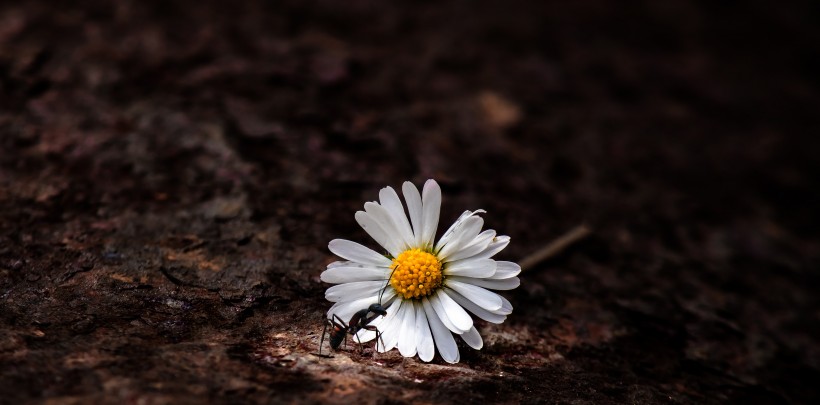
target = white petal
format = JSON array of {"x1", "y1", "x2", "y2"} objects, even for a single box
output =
[
  {"x1": 458, "y1": 235, "x2": 510, "y2": 261},
  {"x1": 445, "y1": 280, "x2": 503, "y2": 311},
  {"x1": 436, "y1": 210, "x2": 485, "y2": 251},
  {"x1": 445, "y1": 229, "x2": 495, "y2": 262},
  {"x1": 379, "y1": 187, "x2": 415, "y2": 248},
  {"x1": 363, "y1": 202, "x2": 407, "y2": 253},
  {"x1": 328, "y1": 239, "x2": 392, "y2": 267},
  {"x1": 448, "y1": 276, "x2": 520, "y2": 291},
  {"x1": 402, "y1": 181, "x2": 424, "y2": 245},
  {"x1": 437, "y1": 216, "x2": 484, "y2": 260},
  {"x1": 427, "y1": 291, "x2": 461, "y2": 333},
  {"x1": 325, "y1": 281, "x2": 386, "y2": 302},
  {"x1": 328, "y1": 294, "x2": 383, "y2": 323},
  {"x1": 414, "y1": 302, "x2": 434, "y2": 362},
  {"x1": 480, "y1": 235, "x2": 511, "y2": 257},
  {"x1": 444, "y1": 259, "x2": 496, "y2": 278},
  {"x1": 489, "y1": 261, "x2": 521, "y2": 279},
  {"x1": 446, "y1": 288, "x2": 507, "y2": 324},
  {"x1": 354, "y1": 328, "x2": 376, "y2": 344},
  {"x1": 435, "y1": 289, "x2": 473, "y2": 332},
  {"x1": 464, "y1": 229, "x2": 495, "y2": 249},
  {"x1": 498, "y1": 295, "x2": 513, "y2": 315},
  {"x1": 327, "y1": 261, "x2": 351, "y2": 268},
  {"x1": 376, "y1": 300, "x2": 403, "y2": 352},
  {"x1": 381, "y1": 290, "x2": 397, "y2": 307},
  {"x1": 459, "y1": 326, "x2": 483, "y2": 350},
  {"x1": 436, "y1": 210, "x2": 472, "y2": 247},
  {"x1": 321, "y1": 263, "x2": 390, "y2": 283},
  {"x1": 420, "y1": 179, "x2": 441, "y2": 247},
  {"x1": 422, "y1": 298, "x2": 459, "y2": 363},
  {"x1": 355, "y1": 211, "x2": 401, "y2": 257},
  {"x1": 397, "y1": 300, "x2": 417, "y2": 357}
]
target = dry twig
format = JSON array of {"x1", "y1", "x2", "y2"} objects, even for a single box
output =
[{"x1": 519, "y1": 224, "x2": 592, "y2": 271}]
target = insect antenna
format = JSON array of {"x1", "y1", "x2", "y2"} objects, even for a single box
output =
[{"x1": 378, "y1": 264, "x2": 400, "y2": 305}]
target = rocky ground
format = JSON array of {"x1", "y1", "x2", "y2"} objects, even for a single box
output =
[{"x1": 1, "y1": 1, "x2": 819, "y2": 403}]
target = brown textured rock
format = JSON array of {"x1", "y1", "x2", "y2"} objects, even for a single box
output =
[{"x1": 1, "y1": 0, "x2": 819, "y2": 404}]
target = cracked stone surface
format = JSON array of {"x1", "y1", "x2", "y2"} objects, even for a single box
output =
[{"x1": 1, "y1": 0, "x2": 819, "y2": 403}]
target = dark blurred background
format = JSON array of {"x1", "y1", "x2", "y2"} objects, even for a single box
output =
[{"x1": 1, "y1": 1, "x2": 819, "y2": 403}]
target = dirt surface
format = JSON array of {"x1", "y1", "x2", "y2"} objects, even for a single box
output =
[{"x1": 2, "y1": 1, "x2": 819, "y2": 404}]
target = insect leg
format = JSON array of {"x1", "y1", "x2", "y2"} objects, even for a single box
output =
[
  {"x1": 331, "y1": 314, "x2": 348, "y2": 350},
  {"x1": 331, "y1": 314, "x2": 347, "y2": 329},
  {"x1": 319, "y1": 317, "x2": 331, "y2": 355},
  {"x1": 359, "y1": 324, "x2": 384, "y2": 358}
]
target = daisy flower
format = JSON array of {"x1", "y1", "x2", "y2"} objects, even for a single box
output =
[{"x1": 321, "y1": 179, "x2": 520, "y2": 363}]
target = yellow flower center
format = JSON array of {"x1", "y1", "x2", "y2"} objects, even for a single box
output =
[{"x1": 390, "y1": 248, "x2": 443, "y2": 300}]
